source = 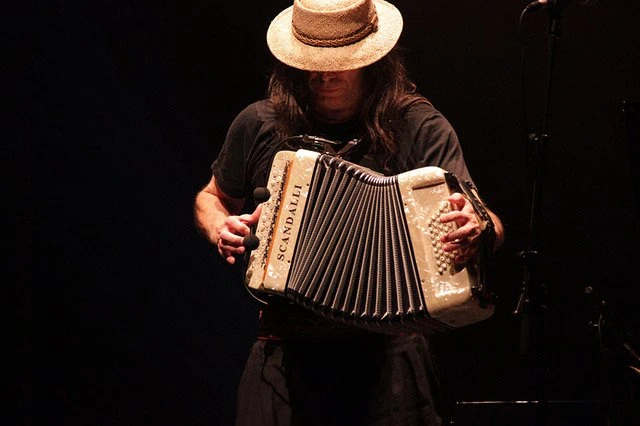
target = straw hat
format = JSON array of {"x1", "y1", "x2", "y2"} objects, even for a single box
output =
[{"x1": 266, "y1": 0, "x2": 403, "y2": 72}]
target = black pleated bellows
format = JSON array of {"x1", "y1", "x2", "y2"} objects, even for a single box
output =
[{"x1": 285, "y1": 155, "x2": 429, "y2": 329}]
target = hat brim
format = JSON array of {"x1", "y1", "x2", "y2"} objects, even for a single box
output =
[{"x1": 266, "y1": 0, "x2": 403, "y2": 72}]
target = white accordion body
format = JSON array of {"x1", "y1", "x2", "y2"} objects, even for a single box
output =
[{"x1": 245, "y1": 149, "x2": 494, "y2": 332}]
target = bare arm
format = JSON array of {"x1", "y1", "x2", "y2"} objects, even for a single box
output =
[
  {"x1": 194, "y1": 176, "x2": 260, "y2": 264},
  {"x1": 487, "y1": 209, "x2": 505, "y2": 249}
]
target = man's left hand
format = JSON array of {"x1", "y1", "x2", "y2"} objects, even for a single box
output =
[{"x1": 439, "y1": 193, "x2": 482, "y2": 264}]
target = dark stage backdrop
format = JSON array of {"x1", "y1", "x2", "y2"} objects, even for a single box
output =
[{"x1": 8, "y1": 1, "x2": 640, "y2": 425}]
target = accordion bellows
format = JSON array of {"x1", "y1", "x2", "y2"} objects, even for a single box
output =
[{"x1": 245, "y1": 149, "x2": 494, "y2": 333}]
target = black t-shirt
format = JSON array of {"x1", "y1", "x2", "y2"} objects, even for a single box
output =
[{"x1": 212, "y1": 99, "x2": 473, "y2": 338}]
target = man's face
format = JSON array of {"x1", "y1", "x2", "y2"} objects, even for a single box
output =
[{"x1": 307, "y1": 69, "x2": 365, "y2": 122}]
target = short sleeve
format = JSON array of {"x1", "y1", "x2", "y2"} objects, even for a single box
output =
[
  {"x1": 211, "y1": 103, "x2": 262, "y2": 199},
  {"x1": 401, "y1": 103, "x2": 473, "y2": 184}
]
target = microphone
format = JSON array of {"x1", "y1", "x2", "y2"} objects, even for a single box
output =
[
  {"x1": 301, "y1": 134, "x2": 343, "y2": 148},
  {"x1": 524, "y1": 0, "x2": 571, "y2": 12},
  {"x1": 524, "y1": 0, "x2": 549, "y2": 11},
  {"x1": 243, "y1": 234, "x2": 260, "y2": 251},
  {"x1": 253, "y1": 187, "x2": 271, "y2": 203}
]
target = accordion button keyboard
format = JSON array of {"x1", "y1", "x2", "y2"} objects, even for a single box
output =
[{"x1": 428, "y1": 201, "x2": 457, "y2": 275}]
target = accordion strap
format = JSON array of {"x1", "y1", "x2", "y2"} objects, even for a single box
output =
[
  {"x1": 444, "y1": 173, "x2": 496, "y2": 251},
  {"x1": 283, "y1": 134, "x2": 363, "y2": 159},
  {"x1": 444, "y1": 173, "x2": 496, "y2": 305},
  {"x1": 462, "y1": 181, "x2": 496, "y2": 253}
]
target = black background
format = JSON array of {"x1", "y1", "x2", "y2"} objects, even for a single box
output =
[{"x1": 7, "y1": 1, "x2": 640, "y2": 425}]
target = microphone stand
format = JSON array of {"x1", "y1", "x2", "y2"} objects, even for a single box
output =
[
  {"x1": 513, "y1": 2, "x2": 567, "y2": 424},
  {"x1": 585, "y1": 285, "x2": 640, "y2": 426}
]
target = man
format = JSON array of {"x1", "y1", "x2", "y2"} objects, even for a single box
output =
[{"x1": 194, "y1": 0, "x2": 504, "y2": 424}]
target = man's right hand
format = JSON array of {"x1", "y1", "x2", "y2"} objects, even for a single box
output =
[{"x1": 216, "y1": 205, "x2": 262, "y2": 264}]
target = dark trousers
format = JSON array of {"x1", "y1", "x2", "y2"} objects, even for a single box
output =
[{"x1": 235, "y1": 333, "x2": 443, "y2": 426}]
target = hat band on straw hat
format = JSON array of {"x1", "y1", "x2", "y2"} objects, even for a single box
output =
[
  {"x1": 292, "y1": 15, "x2": 378, "y2": 47},
  {"x1": 291, "y1": 0, "x2": 379, "y2": 48}
]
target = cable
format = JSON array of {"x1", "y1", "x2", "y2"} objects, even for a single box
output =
[{"x1": 598, "y1": 312, "x2": 617, "y2": 425}]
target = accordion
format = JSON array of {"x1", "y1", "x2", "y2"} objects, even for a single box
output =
[{"x1": 245, "y1": 149, "x2": 495, "y2": 333}]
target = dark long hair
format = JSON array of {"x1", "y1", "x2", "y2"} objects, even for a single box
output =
[{"x1": 266, "y1": 47, "x2": 430, "y2": 155}]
